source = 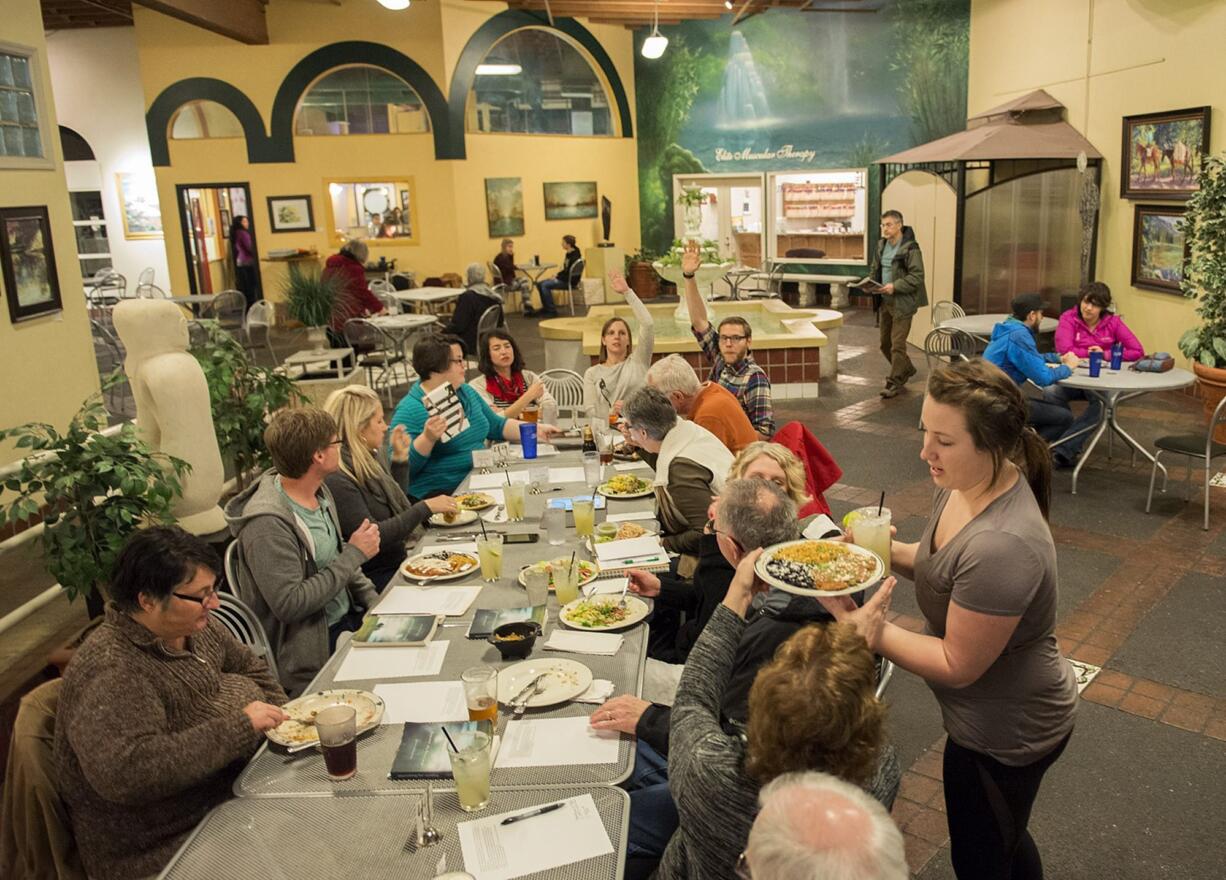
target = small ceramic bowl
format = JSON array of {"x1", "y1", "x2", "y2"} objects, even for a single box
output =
[{"x1": 488, "y1": 621, "x2": 542, "y2": 660}]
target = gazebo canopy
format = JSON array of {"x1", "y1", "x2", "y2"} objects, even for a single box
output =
[{"x1": 878, "y1": 90, "x2": 1102, "y2": 164}]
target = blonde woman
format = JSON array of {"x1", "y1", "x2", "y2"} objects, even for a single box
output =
[
  {"x1": 728, "y1": 441, "x2": 811, "y2": 514},
  {"x1": 323, "y1": 386, "x2": 457, "y2": 589}
]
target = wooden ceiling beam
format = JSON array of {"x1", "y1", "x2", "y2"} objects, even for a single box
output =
[{"x1": 132, "y1": 0, "x2": 269, "y2": 44}]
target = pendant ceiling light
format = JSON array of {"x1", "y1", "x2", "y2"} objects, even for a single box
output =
[
  {"x1": 641, "y1": 1, "x2": 669, "y2": 59},
  {"x1": 377, "y1": 0, "x2": 410, "y2": 9}
]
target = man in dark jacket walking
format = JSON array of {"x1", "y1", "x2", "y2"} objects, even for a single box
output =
[{"x1": 868, "y1": 211, "x2": 928, "y2": 398}]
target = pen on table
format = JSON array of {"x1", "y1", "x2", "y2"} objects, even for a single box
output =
[
  {"x1": 500, "y1": 802, "x2": 566, "y2": 826},
  {"x1": 611, "y1": 556, "x2": 664, "y2": 566}
]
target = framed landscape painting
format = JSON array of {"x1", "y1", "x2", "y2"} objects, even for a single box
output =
[
  {"x1": 485, "y1": 177, "x2": 524, "y2": 237},
  {"x1": 115, "y1": 171, "x2": 164, "y2": 239},
  {"x1": 543, "y1": 181, "x2": 598, "y2": 220},
  {"x1": 1121, "y1": 107, "x2": 1211, "y2": 199},
  {"x1": 0, "y1": 205, "x2": 62, "y2": 323},
  {"x1": 267, "y1": 195, "x2": 314, "y2": 233},
  {"x1": 1131, "y1": 205, "x2": 1186, "y2": 294}
]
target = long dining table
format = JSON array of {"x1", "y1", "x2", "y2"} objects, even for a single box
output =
[{"x1": 157, "y1": 442, "x2": 660, "y2": 880}]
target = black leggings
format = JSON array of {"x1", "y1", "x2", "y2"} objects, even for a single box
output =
[{"x1": 943, "y1": 731, "x2": 1071, "y2": 880}]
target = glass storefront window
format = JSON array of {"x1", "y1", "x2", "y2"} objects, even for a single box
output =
[
  {"x1": 296, "y1": 66, "x2": 429, "y2": 136},
  {"x1": 170, "y1": 101, "x2": 244, "y2": 139},
  {"x1": 769, "y1": 169, "x2": 867, "y2": 263}
]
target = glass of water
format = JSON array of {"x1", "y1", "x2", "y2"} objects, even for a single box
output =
[{"x1": 544, "y1": 506, "x2": 566, "y2": 545}]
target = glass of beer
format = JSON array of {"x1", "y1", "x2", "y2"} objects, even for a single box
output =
[
  {"x1": 597, "y1": 429, "x2": 615, "y2": 467},
  {"x1": 315, "y1": 705, "x2": 358, "y2": 781},
  {"x1": 447, "y1": 729, "x2": 492, "y2": 812},
  {"x1": 848, "y1": 506, "x2": 892, "y2": 574},
  {"x1": 573, "y1": 496, "x2": 596, "y2": 538},
  {"x1": 461, "y1": 666, "x2": 499, "y2": 724},
  {"x1": 504, "y1": 481, "x2": 526, "y2": 521},
  {"x1": 477, "y1": 534, "x2": 504, "y2": 581},
  {"x1": 522, "y1": 405, "x2": 540, "y2": 424}
]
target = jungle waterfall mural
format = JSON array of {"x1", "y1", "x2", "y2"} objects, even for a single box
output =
[{"x1": 634, "y1": 0, "x2": 971, "y2": 254}]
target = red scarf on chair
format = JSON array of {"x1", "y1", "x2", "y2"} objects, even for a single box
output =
[{"x1": 486, "y1": 371, "x2": 526, "y2": 406}]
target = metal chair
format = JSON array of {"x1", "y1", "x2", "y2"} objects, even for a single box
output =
[
  {"x1": 466, "y1": 303, "x2": 506, "y2": 368},
  {"x1": 922, "y1": 327, "x2": 978, "y2": 373},
  {"x1": 208, "y1": 290, "x2": 247, "y2": 333},
  {"x1": 90, "y1": 319, "x2": 126, "y2": 409},
  {"x1": 931, "y1": 300, "x2": 966, "y2": 327},
  {"x1": 214, "y1": 591, "x2": 280, "y2": 681},
  {"x1": 137, "y1": 282, "x2": 170, "y2": 299},
  {"x1": 90, "y1": 271, "x2": 127, "y2": 306},
  {"x1": 186, "y1": 319, "x2": 211, "y2": 349},
  {"x1": 137, "y1": 267, "x2": 155, "y2": 288},
  {"x1": 739, "y1": 260, "x2": 785, "y2": 300},
  {"x1": 370, "y1": 278, "x2": 394, "y2": 295},
  {"x1": 374, "y1": 290, "x2": 401, "y2": 314},
  {"x1": 875, "y1": 658, "x2": 895, "y2": 700},
  {"x1": 539, "y1": 368, "x2": 586, "y2": 428},
  {"x1": 243, "y1": 300, "x2": 277, "y2": 365},
  {"x1": 555, "y1": 258, "x2": 586, "y2": 316},
  {"x1": 223, "y1": 541, "x2": 240, "y2": 594},
  {"x1": 489, "y1": 260, "x2": 523, "y2": 312},
  {"x1": 1146, "y1": 393, "x2": 1226, "y2": 530},
  {"x1": 391, "y1": 271, "x2": 415, "y2": 291},
  {"x1": 343, "y1": 317, "x2": 406, "y2": 405}
]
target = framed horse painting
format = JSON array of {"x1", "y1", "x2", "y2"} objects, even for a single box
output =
[{"x1": 1121, "y1": 107, "x2": 1211, "y2": 199}]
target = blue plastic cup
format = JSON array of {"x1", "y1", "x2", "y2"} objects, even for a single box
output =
[
  {"x1": 1088, "y1": 350, "x2": 1102, "y2": 377},
  {"x1": 519, "y1": 423, "x2": 538, "y2": 459},
  {"x1": 1110, "y1": 343, "x2": 1123, "y2": 371}
]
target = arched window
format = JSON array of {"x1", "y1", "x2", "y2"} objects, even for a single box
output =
[
  {"x1": 170, "y1": 101, "x2": 244, "y2": 139},
  {"x1": 468, "y1": 29, "x2": 614, "y2": 136},
  {"x1": 295, "y1": 66, "x2": 429, "y2": 136}
]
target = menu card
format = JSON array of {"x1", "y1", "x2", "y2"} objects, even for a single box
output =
[{"x1": 457, "y1": 794, "x2": 614, "y2": 880}]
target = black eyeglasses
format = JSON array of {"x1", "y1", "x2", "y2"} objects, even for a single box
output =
[
  {"x1": 707, "y1": 519, "x2": 741, "y2": 550},
  {"x1": 172, "y1": 586, "x2": 219, "y2": 605},
  {"x1": 719, "y1": 334, "x2": 747, "y2": 344},
  {"x1": 735, "y1": 852, "x2": 752, "y2": 879}
]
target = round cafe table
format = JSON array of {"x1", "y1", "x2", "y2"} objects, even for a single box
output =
[
  {"x1": 940, "y1": 313, "x2": 1058, "y2": 341},
  {"x1": 1056, "y1": 365, "x2": 1195, "y2": 494}
]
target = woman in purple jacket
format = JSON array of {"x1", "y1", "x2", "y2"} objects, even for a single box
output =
[
  {"x1": 229, "y1": 215, "x2": 261, "y2": 308},
  {"x1": 1047, "y1": 282, "x2": 1144, "y2": 467}
]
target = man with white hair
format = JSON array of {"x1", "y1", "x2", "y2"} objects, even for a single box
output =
[
  {"x1": 443, "y1": 262, "x2": 505, "y2": 355},
  {"x1": 646, "y1": 353, "x2": 758, "y2": 453},
  {"x1": 743, "y1": 771, "x2": 909, "y2": 880}
]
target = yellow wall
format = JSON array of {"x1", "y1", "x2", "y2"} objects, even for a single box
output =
[
  {"x1": 133, "y1": 0, "x2": 640, "y2": 301},
  {"x1": 0, "y1": 0, "x2": 101, "y2": 466},
  {"x1": 969, "y1": 0, "x2": 1224, "y2": 362}
]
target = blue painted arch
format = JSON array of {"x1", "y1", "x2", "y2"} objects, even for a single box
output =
[
  {"x1": 269, "y1": 42, "x2": 454, "y2": 161},
  {"x1": 447, "y1": 11, "x2": 634, "y2": 161},
  {"x1": 146, "y1": 78, "x2": 277, "y2": 166}
]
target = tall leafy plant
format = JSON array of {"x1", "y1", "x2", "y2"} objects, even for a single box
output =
[
  {"x1": 1179, "y1": 154, "x2": 1226, "y2": 366},
  {"x1": 191, "y1": 321, "x2": 305, "y2": 489},
  {"x1": 0, "y1": 383, "x2": 190, "y2": 612},
  {"x1": 282, "y1": 262, "x2": 344, "y2": 328}
]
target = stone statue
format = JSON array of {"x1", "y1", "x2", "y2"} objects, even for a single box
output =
[{"x1": 113, "y1": 299, "x2": 226, "y2": 536}]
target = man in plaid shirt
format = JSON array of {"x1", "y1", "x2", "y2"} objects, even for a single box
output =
[{"x1": 680, "y1": 242, "x2": 776, "y2": 437}]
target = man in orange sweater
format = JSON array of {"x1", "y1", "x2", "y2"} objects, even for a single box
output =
[{"x1": 647, "y1": 354, "x2": 759, "y2": 453}]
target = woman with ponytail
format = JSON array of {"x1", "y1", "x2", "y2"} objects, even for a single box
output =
[{"x1": 821, "y1": 359, "x2": 1075, "y2": 880}]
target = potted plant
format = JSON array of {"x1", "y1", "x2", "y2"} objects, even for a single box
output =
[
  {"x1": 0, "y1": 381, "x2": 190, "y2": 617},
  {"x1": 1178, "y1": 153, "x2": 1226, "y2": 440},
  {"x1": 626, "y1": 247, "x2": 660, "y2": 299},
  {"x1": 282, "y1": 262, "x2": 345, "y2": 351},
  {"x1": 191, "y1": 321, "x2": 306, "y2": 491}
]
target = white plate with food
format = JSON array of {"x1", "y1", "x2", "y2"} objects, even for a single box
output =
[
  {"x1": 497, "y1": 658, "x2": 594, "y2": 708},
  {"x1": 597, "y1": 474, "x2": 655, "y2": 499},
  {"x1": 266, "y1": 689, "x2": 384, "y2": 749},
  {"x1": 401, "y1": 550, "x2": 479, "y2": 581},
  {"x1": 754, "y1": 539, "x2": 884, "y2": 597},
  {"x1": 455, "y1": 492, "x2": 496, "y2": 512},
  {"x1": 593, "y1": 521, "x2": 656, "y2": 544},
  {"x1": 517, "y1": 557, "x2": 601, "y2": 591},
  {"x1": 560, "y1": 595, "x2": 650, "y2": 631},
  {"x1": 612, "y1": 443, "x2": 640, "y2": 462},
  {"x1": 429, "y1": 509, "x2": 479, "y2": 528}
]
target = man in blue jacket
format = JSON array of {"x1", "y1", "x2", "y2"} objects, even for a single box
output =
[{"x1": 984, "y1": 292, "x2": 1092, "y2": 465}]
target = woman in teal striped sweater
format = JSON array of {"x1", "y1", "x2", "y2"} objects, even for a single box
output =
[{"x1": 390, "y1": 333, "x2": 560, "y2": 498}]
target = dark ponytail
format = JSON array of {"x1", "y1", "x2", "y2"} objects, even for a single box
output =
[{"x1": 926, "y1": 360, "x2": 1052, "y2": 520}]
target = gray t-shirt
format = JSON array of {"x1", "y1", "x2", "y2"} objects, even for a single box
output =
[{"x1": 914, "y1": 478, "x2": 1076, "y2": 766}]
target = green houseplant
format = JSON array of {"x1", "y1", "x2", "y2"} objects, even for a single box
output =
[
  {"x1": 0, "y1": 383, "x2": 190, "y2": 616},
  {"x1": 1177, "y1": 153, "x2": 1226, "y2": 439},
  {"x1": 191, "y1": 320, "x2": 305, "y2": 491},
  {"x1": 282, "y1": 262, "x2": 345, "y2": 350}
]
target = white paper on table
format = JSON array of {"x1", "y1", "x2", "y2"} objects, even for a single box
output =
[
  {"x1": 374, "y1": 585, "x2": 481, "y2": 616},
  {"x1": 583, "y1": 576, "x2": 629, "y2": 597},
  {"x1": 374, "y1": 681, "x2": 468, "y2": 724},
  {"x1": 544, "y1": 631, "x2": 623, "y2": 656},
  {"x1": 548, "y1": 466, "x2": 587, "y2": 483},
  {"x1": 495, "y1": 716, "x2": 619, "y2": 768},
  {"x1": 419, "y1": 541, "x2": 479, "y2": 555},
  {"x1": 604, "y1": 510, "x2": 656, "y2": 524},
  {"x1": 467, "y1": 471, "x2": 529, "y2": 490},
  {"x1": 614, "y1": 462, "x2": 650, "y2": 472},
  {"x1": 333, "y1": 641, "x2": 449, "y2": 682},
  {"x1": 594, "y1": 536, "x2": 665, "y2": 565},
  {"x1": 457, "y1": 793, "x2": 613, "y2": 880}
]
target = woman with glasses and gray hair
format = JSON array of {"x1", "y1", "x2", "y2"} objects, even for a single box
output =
[
  {"x1": 53, "y1": 526, "x2": 289, "y2": 880},
  {"x1": 443, "y1": 262, "x2": 505, "y2": 356},
  {"x1": 621, "y1": 386, "x2": 733, "y2": 576}
]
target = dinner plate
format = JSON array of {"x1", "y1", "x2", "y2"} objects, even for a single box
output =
[
  {"x1": 429, "y1": 509, "x2": 478, "y2": 527},
  {"x1": 517, "y1": 557, "x2": 600, "y2": 591},
  {"x1": 596, "y1": 479, "x2": 655, "y2": 500},
  {"x1": 400, "y1": 551, "x2": 479, "y2": 582},
  {"x1": 266, "y1": 689, "x2": 384, "y2": 748},
  {"x1": 612, "y1": 445, "x2": 640, "y2": 462},
  {"x1": 497, "y1": 658, "x2": 593, "y2": 708},
  {"x1": 559, "y1": 595, "x2": 650, "y2": 631},
  {"x1": 754, "y1": 539, "x2": 884, "y2": 598},
  {"x1": 455, "y1": 492, "x2": 496, "y2": 512}
]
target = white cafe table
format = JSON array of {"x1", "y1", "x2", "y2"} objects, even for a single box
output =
[
  {"x1": 516, "y1": 262, "x2": 558, "y2": 288},
  {"x1": 941, "y1": 314, "x2": 1057, "y2": 341},
  {"x1": 282, "y1": 347, "x2": 353, "y2": 380},
  {"x1": 389, "y1": 286, "x2": 462, "y2": 314},
  {"x1": 1057, "y1": 365, "x2": 1195, "y2": 494}
]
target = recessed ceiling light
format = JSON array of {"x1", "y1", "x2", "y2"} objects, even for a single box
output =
[{"x1": 377, "y1": 0, "x2": 410, "y2": 9}]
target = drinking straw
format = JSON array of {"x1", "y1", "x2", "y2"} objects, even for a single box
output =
[
  {"x1": 569, "y1": 550, "x2": 577, "y2": 579},
  {"x1": 478, "y1": 516, "x2": 489, "y2": 540},
  {"x1": 440, "y1": 726, "x2": 459, "y2": 753},
  {"x1": 876, "y1": 491, "x2": 885, "y2": 516}
]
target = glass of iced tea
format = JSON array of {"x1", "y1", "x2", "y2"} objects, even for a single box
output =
[
  {"x1": 461, "y1": 666, "x2": 499, "y2": 724},
  {"x1": 315, "y1": 705, "x2": 358, "y2": 781},
  {"x1": 522, "y1": 405, "x2": 540, "y2": 424}
]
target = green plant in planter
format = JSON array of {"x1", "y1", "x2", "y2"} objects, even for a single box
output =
[
  {"x1": 0, "y1": 380, "x2": 190, "y2": 614},
  {"x1": 676, "y1": 187, "x2": 707, "y2": 209},
  {"x1": 190, "y1": 320, "x2": 305, "y2": 490},
  {"x1": 655, "y1": 238, "x2": 721, "y2": 268},
  {"x1": 1179, "y1": 153, "x2": 1226, "y2": 366},
  {"x1": 282, "y1": 262, "x2": 346, "y2": 329}
]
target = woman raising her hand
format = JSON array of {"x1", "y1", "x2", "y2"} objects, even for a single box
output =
[
  {"x1": 583, "y1": 269, "x2": 655, "y2": 422},
  {"x1": 822, "y1": 358, "x2": 1076, "y2": 880}
]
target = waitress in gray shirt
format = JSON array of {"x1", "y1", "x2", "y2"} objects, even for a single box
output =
[{"x1": 822, "y1": 358, "x2": 1076, "y2": 880}]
